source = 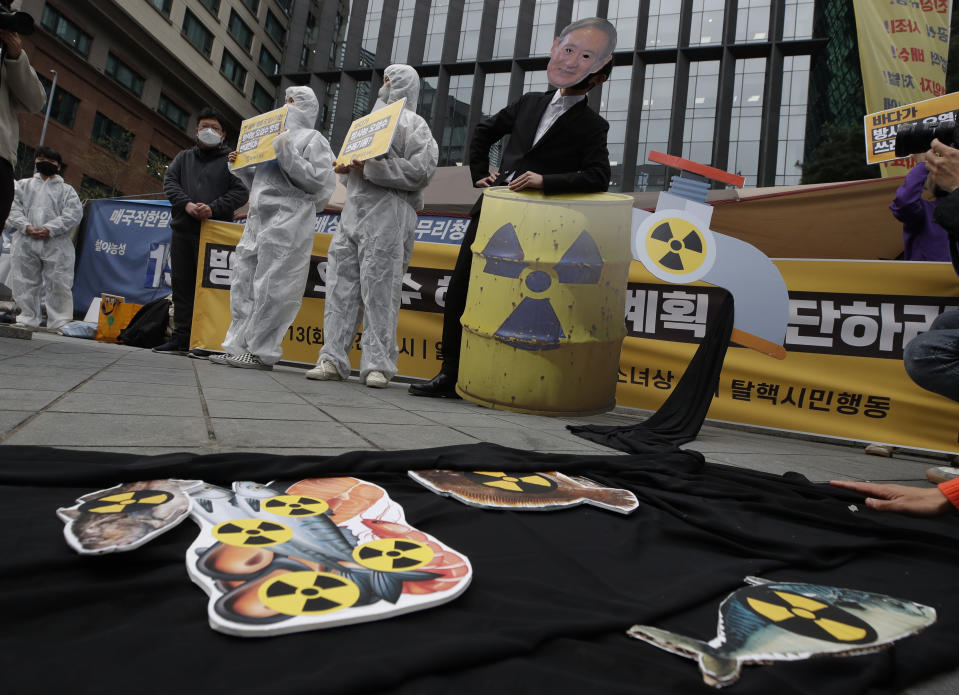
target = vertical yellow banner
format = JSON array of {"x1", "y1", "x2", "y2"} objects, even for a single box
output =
[{"x1": 853, "y1": 0, "x2": 952, "y2": 177}]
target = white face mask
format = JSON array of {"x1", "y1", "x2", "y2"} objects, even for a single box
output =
[{"x1": 197, "y1": 128, "x2": 222, "y2": 147}]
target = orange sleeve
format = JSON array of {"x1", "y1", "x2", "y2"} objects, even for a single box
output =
[{"x1": 938, "y1": 478, "x2": 959, "y2": 510}]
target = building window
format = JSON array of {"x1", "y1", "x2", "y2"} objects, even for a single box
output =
[
  {"x1": 493, "y1": 0, "x2": 520, "y2": 59},
  {"x1": 599, "y1": 64, "x2": 632, "y2": 191},
  {"x1": 681, "y1": 61, "x2": 720, "y2": 165},
  {"x1": 728, "y1": 57, "x2": 767, "y2": 185},
  {"x1": 299, "y1": 12, "x2": 317, "y2": 69},
  {"x1": 220, "y1": 50, "x2": 247, "y2": 91},
  {"x1": 417, "y1": 76, "x2": 437, "y2": 122},
  {"x1": 440, "y1": 73, "x2": 473, "y2": 166},
  {"x1": 736, "y1": 0, "x2": 771, "y2": 43},
  {"x1": 91, "y1": 112, "x2": 133, "y2": 160},
  {"x1": 572, "y1": 0, "x2": 598, "y2": 20},
  {"x1": 228, "y1": 10, "x2": 254, "y2": 52},
  {"x1": 606, "y1": 0, "x2": 638, "y2": 52},
  {"x1": 252, "y1": 82, "x2": 274, "y2": 112},
  {"x1": 199, "y1": 0, "x2": 220, "y2": 17},
  {"x1": 530, "y1": 2, "x2": 559, "y2": 57},
  {"x1": 423, "y1": 3, "x2": 448, "y2": 63},
  {"x1": 647, "y1": 0, "x2": 681, "y2": 49},
  {"x1": 15, "y1": 142, "x2": 36, "y2": 180},
  {"x1": 157, "y1": 93, "x2": 189, "y2": 129},
  {"x1": 182, "y1": 10, "x2": 214, "y2": 57},
  {"x1": 40, "y1": 6, "x2": 92, "y2": 57},
  {"x1": 259, "y1": 46, "x2": 278, "y2": 76},
  {"x1": 105, "y1": 53, "x2": 145, "y2": 97},
  {"x1": 635, "y1": 62, "x2": 676, "y2": 192},
  {"x1": 265, "y1": 10, "x2": 286, "y2": 46},
  {"x1": 391, "y1": 0, "x2": 416, "y2": 64},
  {"x1": 274, "y1": 0, "x2": 292, "y2": 17},
  {"x1": 147, "y1": 147, "x2": 172, "y2": 179},
  {"x1": 148, "y1": 0, "x2": 173, "y2": 17},
  {"x1": 241, "y1": 0, "x2": 260, "y2": 14},
  {"x1": 458, "y1": 0, "x2": 484, "y2": 61},
  {"x1": 80, "y1": 174, "x2": 121, "y2": 200},
  {"x1": 690, "y1": 0, "x2": 725, "y2": 47},
  {"x1": 38, "y1": 76, "x2": 79, "y2": 129},
  {"x1": 777, "y1": 55, "x2": 810, "y2": 185},
  {"x1": 481, "y1": 72, "x2": 511, "y2": 168},
  {"x1": 783, "y1": 0, "x2": 815, "y2": 40}
]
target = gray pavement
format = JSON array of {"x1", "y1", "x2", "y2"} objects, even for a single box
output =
[{"x1": 0, "y1": 331, "x2": 955, "y2": 694}]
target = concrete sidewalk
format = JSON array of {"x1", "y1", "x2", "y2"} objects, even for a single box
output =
[{"x1": 0, "y1": 332, "x2": 955, "y2": 694}]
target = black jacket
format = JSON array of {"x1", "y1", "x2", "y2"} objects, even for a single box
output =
[
  {"x1": 468, "y1": 90, "x2": 610, "y2": 198},
  {"x1": 163, "y1": 144, "x2": 249, "y2": 235}
]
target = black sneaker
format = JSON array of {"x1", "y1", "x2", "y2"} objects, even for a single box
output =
[
  {"x1": 188, "y1": 348, "x2": 217, "y2": 360},
  {"x1": 152, "y1": 339, "x2": 189, "y2": 355}
]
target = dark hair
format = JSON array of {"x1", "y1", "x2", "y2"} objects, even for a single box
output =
[
  {"x1": 594, "y1": 57, "x2": 614, "y2": 80},
  {"x1": 196, "y1": 107, "x2": 224, "y2": 129},
  {"x1": 36, "y1": 145, "x2": 62, "y2": 166}
]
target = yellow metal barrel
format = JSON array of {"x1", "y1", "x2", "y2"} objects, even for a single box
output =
[{"x1": 456, "y1": 188, "x2": 634, "y2": 416}]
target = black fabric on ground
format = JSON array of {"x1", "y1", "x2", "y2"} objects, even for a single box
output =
[
  {"x1": 568, "y1": 290, "x2": 735, "y2": 452},
  {"x1": 1, "y1": 443, "x2": 957, "y2": 695}
]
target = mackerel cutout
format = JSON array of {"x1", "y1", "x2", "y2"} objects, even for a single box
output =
[{"x1": 627, "y1": 576, "x2": 936, "y2": 688}]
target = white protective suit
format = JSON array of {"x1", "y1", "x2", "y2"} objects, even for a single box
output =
[
  {"x1": 222, "y1": 86, "x2": 337, "y2": 364},
  {"x1": 7, "y1": 173, "x2": 83, "y2": 329},
  {"x1": 318, "y1": 64, "x2": 438, "y2": 380}
]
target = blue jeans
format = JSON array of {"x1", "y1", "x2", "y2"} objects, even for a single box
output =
[{"x1": 904, "y1": 309, "x2": 959, "y2": 403}]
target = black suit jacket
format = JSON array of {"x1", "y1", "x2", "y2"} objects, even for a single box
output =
[{"x1": 468, "y1": 91, "x2": 611, "y2": 201}]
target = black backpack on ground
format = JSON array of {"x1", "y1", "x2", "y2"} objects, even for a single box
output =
[{"x1": 118, "y1": 297, "x2": 171, "y2": 348}]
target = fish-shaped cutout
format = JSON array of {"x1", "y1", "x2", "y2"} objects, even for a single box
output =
[
  {"x1": 627, "y1": 576, "x2": 936, "y2": 688},
  {"x1": 187, "y1": 478, "x2": 473, "y2": 637},
  {"x1": 409, "y1": 469, "x2": 639, "y2": 514},
  {"x1": 57, "y1": 479, "x2": 202, "y2": 555}
]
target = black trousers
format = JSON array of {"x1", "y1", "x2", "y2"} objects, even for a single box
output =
[
  {"x1": 0, "y1": 157, "x2": 15, "y2": 232},
  {"x1": 440, "y1": 214, "x2": 481, "y2": 374},
  {"x1": 169, "y1": 228, "x2": 200, "y2": 341}
]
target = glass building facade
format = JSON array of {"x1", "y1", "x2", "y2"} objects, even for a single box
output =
[{"x1": 289, "y1": 0, "x2": 821, "y2": 191}]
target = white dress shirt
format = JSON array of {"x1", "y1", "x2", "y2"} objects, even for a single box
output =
[{"x1": 532, "y1": 90, "x2": 586, "y2": 146}]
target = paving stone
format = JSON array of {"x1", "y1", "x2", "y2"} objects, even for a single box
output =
[
  {"x1": 92, "y1": 369, "x2": 198, "y2": 386},
  {"x1": 210, "y1": 418, "x2": 368, "y2": 448},
  {"x1": 0, "y1": 388, "x2": 62, "y2": 410},
  {"x1": 205, "y1": 400, "x2": 329, "y2": 420},
  {"x1": 200, "y1": 387, "x2": 304, "y2": 404},
  {"x1": 0, "y1": 410, "x2": 34, "y2": 433},
  {"x1": 49, "y1": 394, "x2": 204, "y2": 417},
  {"x1": 357, "y1": 424, "x2": 479, "y2": 449},
  {"x1": 317, "y1": 406, "x2": 436, "y2": 425},
  {"x1": 74, "y1": 381, "x2": 199, "y2": 398},
  {"x1": 0, "y1": 374, "x2": 89, "y2": 390},
  {"x1": 4, "y1": 412, "x2": 211, "y2": 446}
]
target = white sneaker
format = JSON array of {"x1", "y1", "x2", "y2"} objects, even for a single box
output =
[
  {"x1": 225, "y1": 352, "x2": 273, "y2": 370},
  {"x1": 926, "y1": 466, "x2": 959, "y2": 484},
  {"x1": 365, "y1": 370, "x2": 389, "y2": 389},
  {"x1": 209, "y1": 353, "x2": 231, "y2": 365},
  {"x1": 305, "y1": 359, "x2": 342, "y2": 381}
]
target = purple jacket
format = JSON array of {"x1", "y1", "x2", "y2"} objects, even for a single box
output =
[{"x1": 890, "y1": 162, "x2": 950, "y2": 261}]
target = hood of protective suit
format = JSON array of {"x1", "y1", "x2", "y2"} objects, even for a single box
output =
[
  {"x1": 285, "y1": 86, "x2": 319, "y2": 130},
  {"x1": 377, "y1": 64, "x2": 419, "y2": 113}
]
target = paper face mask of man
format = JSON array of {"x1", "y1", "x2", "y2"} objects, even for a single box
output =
[{"x1": 546, "y1": 18, "x2": 617, "y2": 90}]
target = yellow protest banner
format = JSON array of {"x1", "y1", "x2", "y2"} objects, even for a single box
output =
[
  {"x1": 233, "y1": 106, "x2": 288, "y2": 170},
  {"x1": 863, "y1": 92, "x2": 959, "y2": 166},
  {"x1": 853, "y1": 0, "x2": 952, "y2": 177},
  {"x1": 191, "y1": 220, "x2": 959, "y2": 454},
  {"x1": 335, "y1": 98, "x2": 406, "y2": 165}
]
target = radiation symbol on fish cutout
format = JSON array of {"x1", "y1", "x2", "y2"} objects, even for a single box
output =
[
  {"x1": 480, "y1": 223, "x2": 604, "y2": 351},
  {"x1": 258, "y1": 571, "x2": 361, "y2": 615},
  {"x1": 79, "y1": 490, "x2": 174, "y2": 514},
  {"x1": 212, "y1": 518, "x2": 294, "y2": 547},
  {"x1": 632, "y1": 211, "x2": 717, "y2": 283},
  {"x1": 261, "y1": 494, "x2": 330, "y2": 517},
  {"x1": 352, "y1": 538, "x2": 434, "y2": 572},
  {"x1": 464, "y1": 471, "x2": 559, "y2": 494},
  {"x1": 743, "y1": 586, "x2": 878, "y2": 644}
]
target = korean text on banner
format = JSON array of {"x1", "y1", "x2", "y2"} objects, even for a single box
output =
[
  {"x1": 863, "y1": 93, "x2": 959, "y2": 168},
  {"x1": 234, "y1": 105, "x2": 288, "y2": 170},
  {"x1": 853, "y1": 0, "x2": 952, "y2": 176},
  {"x1": 335, "y1": 98, "x2": 406, "y2": 165},
  {"x1": 72, "y1": 199, "x2": 172, "y2": 314}
]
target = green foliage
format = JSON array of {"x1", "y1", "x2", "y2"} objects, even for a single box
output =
[{"x1": 800, "y1": 123, "x2": 881, "y2": 184}]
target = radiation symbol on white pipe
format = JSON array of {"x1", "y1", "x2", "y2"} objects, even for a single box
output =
[
  {"x1": 480, "y1": 222, "x2": 603, "y2": 351},
  {"x1": 632, "y1": 211, "x2": 716, "y2": 283}
]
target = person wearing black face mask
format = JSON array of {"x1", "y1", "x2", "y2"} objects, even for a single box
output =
[
  {"x1": 158, "y1": 107, "x2": 248, "y2": 355},
  {"x1": 6, "y1": 146, "x2": 82, "y2": 331},
  {"x1": 409, "y1": 17, "x2": 616, "y2": 398}
]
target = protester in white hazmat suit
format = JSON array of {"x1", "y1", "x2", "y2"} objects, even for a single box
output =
[
  {"x1": 218, "y1": 86, "x2": 337, "y2": 370},
  {"x1": 307, "y1": 64, "x2": 438, "y2": 388},
  {"x1": 7, "y1": 147, "x2": 82, "y2": 330}
]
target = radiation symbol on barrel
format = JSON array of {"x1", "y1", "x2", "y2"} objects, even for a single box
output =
[
  {"x1": 480, "y1": 222, "x2": 604, "y2": 351},
  {"x1": 743, "y1": 586, "x2": 878, "y2": 644},
  {"x1": 261, "y1": 494, "x2": 330, "y2": 517},
  {"x1": 79, "y1": 490, "x2": 173, "y2": 514},
  {"x1": 632, "y1": 210, "x2": 717, "y2": 283},
  {"x1": 352, "y1": 538, "x2": 434, "y2": 571},
  {"x1": 212, "y1": 518, "x2": 293, "y2": 547},
  {"x1": 464, "y1": 471, "x2": 559, "y2": 494},
  {"x1": 258, "y1": 571, "x2": 361, "y2": 615}
]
